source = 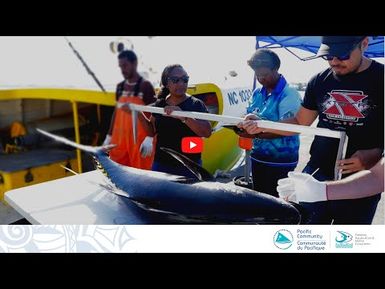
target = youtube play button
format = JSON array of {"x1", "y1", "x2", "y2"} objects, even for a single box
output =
[{"x1": 181, "y1": 137, "x2": 203, "y2": 153}]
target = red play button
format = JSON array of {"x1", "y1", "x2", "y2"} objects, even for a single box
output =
[{"x1": 181, "y1": 137, "x2": 203, "y2": 153}]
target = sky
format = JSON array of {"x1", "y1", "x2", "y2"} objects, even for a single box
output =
[{"x1": 0, "y1": 36, "x2": 383, "y2": 90}]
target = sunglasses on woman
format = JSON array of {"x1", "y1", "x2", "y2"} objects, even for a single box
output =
[{"x1": 168, "y1": 75, "x2": 189, "y2": 84}]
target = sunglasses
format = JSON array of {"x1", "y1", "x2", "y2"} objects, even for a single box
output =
[
  {"x1": 322, "y1": 54, "x2": 351, "y2": 61},
  {"x1": 168, "y1": 75, "x2": 189, "y2": 84},
  {"x1": 321, "y1": 42, "x2": 361, "y2": 61}
]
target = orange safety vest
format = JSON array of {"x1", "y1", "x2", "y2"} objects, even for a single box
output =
[{"x1": 109, "y1": 96, "x2": 156, "y2": 169}]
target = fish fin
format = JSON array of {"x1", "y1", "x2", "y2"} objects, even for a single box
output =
[
  {"x1": 160, "y1": 147, "x2": 214, "y2": 182},
  {"x1": 36, "y1": 128, "x2": 116, "y2": 177},
  {"x1": 36, "y1": 129, "x2": 116, "y2": 154}
]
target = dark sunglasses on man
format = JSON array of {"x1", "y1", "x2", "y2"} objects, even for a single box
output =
[
  {"x1": 322, "y1": 54, "x2": 352, "y2": 61},
  {"x1": 168, "y1": 75, "x2": 189, "y2": 84},
  {"x1": 321, "y1": 41, "x2": 362, "y2": 61}
]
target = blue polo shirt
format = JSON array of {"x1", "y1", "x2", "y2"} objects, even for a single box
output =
[{"x1": 247, "y1": 75, "x2": 301, "y2": 165}]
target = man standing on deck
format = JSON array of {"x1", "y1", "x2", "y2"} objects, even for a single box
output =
[
  {"x1": 238, "y1": 36, "x2": 384, "y2": 224},
  {"x1": 102, "y1": 50, "x2": 156, "y2": 169}
]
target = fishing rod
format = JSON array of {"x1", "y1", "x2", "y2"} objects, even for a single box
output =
[
  {"x1": 64, "y1": 37, "x2": 108, "y2": 147},
  {"x1": 64, "y1": 37, "x2": 106, "y2": 92}
]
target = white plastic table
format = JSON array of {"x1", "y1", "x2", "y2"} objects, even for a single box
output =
[{"x1": 5, "y1": 170, "x2": 159, "y2": 224}]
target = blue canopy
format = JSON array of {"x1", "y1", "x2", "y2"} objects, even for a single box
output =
[{"x1": 256, "y1": 36, "x2": 384, "y2": 60}]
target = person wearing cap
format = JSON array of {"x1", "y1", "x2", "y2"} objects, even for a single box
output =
[
  {"x1": 236, "y1": 49, "x2": 301, "y2": 197},
  {"x1": 238, "y1": 36, "x2": 384, "y2": 224},
  {"x1": 102, "y1": 50, "x2": 157, "y2": 169}
]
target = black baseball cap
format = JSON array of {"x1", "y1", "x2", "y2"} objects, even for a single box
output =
[{"x1": 315, "y1": 36, "x2": 366, "y2": 58}]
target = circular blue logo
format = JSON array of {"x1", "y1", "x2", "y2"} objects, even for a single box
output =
[{"x1": 273, "y1": 229, "x2": 293, "y2": 250}]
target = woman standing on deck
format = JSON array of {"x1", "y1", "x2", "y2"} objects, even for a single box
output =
[
  {"x1": 123, "y1": 64, "x2": 212, "y2": 178},
  {"x1": 239, "y1": 49, "x2": 301, "y2": 197}
]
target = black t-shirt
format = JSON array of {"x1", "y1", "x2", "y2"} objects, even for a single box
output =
[
  {"x1": 153, "y1": 96, "x2": 209, "y2": 167},
  {"x1": 302, "y1": 60, "x2": 384, "y2": 178}
]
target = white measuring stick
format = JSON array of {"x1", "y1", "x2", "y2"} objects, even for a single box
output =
[
  {"x1": 128, "y1": 103, "x2": 343, "y2": 139},
  {"x1": 126, "y1": 103, "x2": 347, "y2": 180}
]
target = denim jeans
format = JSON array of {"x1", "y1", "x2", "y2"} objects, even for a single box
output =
[{"x1": 300, "y1": 163, "x2": 381, "y2": 224}]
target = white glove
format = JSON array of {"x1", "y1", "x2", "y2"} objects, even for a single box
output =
[
  {"x1": 103, "y1": 134, "x2": 112, "y2": 146},
  {"x1": 277, "y1": 171, "x2": 327, "y2": 203},
  {"x1": 276, "y1": 177, "x2": 298, "y2": 203},
  {"x1": 140, "y1": 136, "x2": 153, "y2": 158}
]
